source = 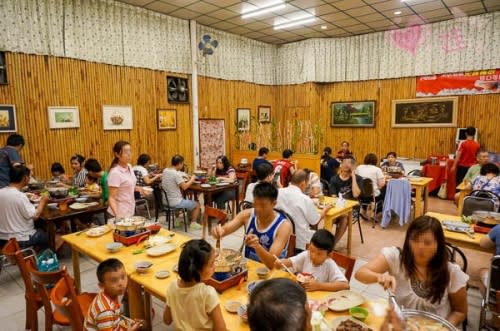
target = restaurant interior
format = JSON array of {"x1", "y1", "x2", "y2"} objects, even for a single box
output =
[{"x1": 0, "y1": 0, "x2": 499, "y2": 330}]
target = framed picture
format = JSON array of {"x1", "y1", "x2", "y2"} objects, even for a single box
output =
[
  {"x1": 330, "y1": 101, "x2": 375, "y2": 127},
  {"x1": 157, "y1": 109, "x2": 176, "y2": 130},
  {"x1": 237, "y1": 108, "x2": 250, "y2": 131},
  {"x1": 391, "y1": 97, "x2": 458, "y2": 128},
  {"x1": 0, "y1": 105, "x2": 17, "y2": 132},
  {"x1": 48, "y1": 106, "x2": 80, "y2": 129},
  {"x1": 102, "y1": 105, "x2": 133, "y2": 130},
  {"x1": 258, "y1": 106, "x2": 271, "y2": 123}
]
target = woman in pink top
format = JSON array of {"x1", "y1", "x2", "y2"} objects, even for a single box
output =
[{"x1": 107, "y1": 141, "x2": 145, "y2": 218}]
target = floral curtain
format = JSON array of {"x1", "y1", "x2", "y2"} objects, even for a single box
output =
[{"x1": 0, "y1": 0, "x2": 498, "y2": 84}]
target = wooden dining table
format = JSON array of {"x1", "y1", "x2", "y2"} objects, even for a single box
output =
[
  {"x1": 426, "y1": 212, "x2": 489, "y2": 252},
  {"x1": 320, "y1": 196, "x2": 359, "y2": 256},
  {"x1": 39, "y1": 198, "x2": 107, "y2": 251},
  {"x1": 186, "y1": 182, "x2": 240, "y2": 213},
  {"x1": 62, "y1": 228, "x2": 386, "y2": 331},
  {"x1": 409, "y1": 177, "x2": 433, "y2": 217}
]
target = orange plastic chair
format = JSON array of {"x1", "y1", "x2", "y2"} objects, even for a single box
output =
[
  {"x1": 50, "y1": 271, "x2": 96, "y2": 330},
  {"x1": 329, "y1": 251, "x2": 356, "y2": 281},
  {"x1": 1, "y1": 238, "x2": 40, "y2": 330}
]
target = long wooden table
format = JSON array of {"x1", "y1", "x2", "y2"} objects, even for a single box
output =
[
  {"x1": 321, "y1": 197, "x2": 359, "y2": 256},
  {"x1": 63, "y1": 228, "x2": 385, "y2": 330},
  {"x1": 426, "y1": 212, "x2": 489, "y2": 252},
  {"x1": 456, "y1": 181, "x2": 472, "y2": 216},
  {"x1": 186, "y1": 182, "x2": 240, "y2": 212},
  {"x1": 410, "y1": 177, "x2": 433, "y2": 217},
  {"x1": 39, "y1": 199, "x2": 107, "y2": 251}
]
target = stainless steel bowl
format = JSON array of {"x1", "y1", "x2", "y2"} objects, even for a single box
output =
[
  {"x1": 47, "y1": 187, "x2": 68, "y2": 199},
  {"x1": 403, "y1": 309, "x2": 457, "y2": 330},
  {"x1": 114, "y1": 216, "x2": 146, "y2": 231}
]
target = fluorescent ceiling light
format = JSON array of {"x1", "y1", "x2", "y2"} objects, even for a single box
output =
[
  {"x1": 321, "y1": 25, "x2": 327, "y2": 30},
  {"x1": 241, "y1": 1, "x2": 286, "y2": 19},
  {"x1": 394, "y1": 10, "x2": 402, "y2": 15},
  {"x1": 274, "y1": 17, "x2": 316, "y2": 30}
]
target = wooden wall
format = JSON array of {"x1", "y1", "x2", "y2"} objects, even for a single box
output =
[
  {"x1": 0, "y1": 52, "x2": 193, "y2": 179},
  {"x1": 276, "y1": 79, "x2": 500, "y2": 161},
  {"x1": 1, "y1": 52, "x2": 498, "y2": 179}
]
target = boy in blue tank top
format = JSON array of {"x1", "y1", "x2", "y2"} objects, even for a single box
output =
[{"x1": 212, "y1": 182, "x2": 292, "y2": 269}]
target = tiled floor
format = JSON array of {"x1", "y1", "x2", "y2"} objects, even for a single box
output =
[{"x1": 0, "y1": 197, "x2": 491, "y2": 330}]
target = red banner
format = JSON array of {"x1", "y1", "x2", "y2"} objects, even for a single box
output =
[{"x1": 416, "y1": 69, "x2": 500, "y2": 97}]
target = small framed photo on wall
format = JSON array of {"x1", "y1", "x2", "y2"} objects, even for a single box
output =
[
  {"x1": 157, "y1": 109, "x2": 177, "y2": 130},
  {"x1": 0, "y1": 105, "x2": 17, "y2": 132},
  {"x1": 237, "y1": 108, "x2": 250, "y2": 131},
  {"x1": 258, "y1": 106, "x2": 271, "y2": 123},
  {"x1": 48, "y1": 106, "x2": 80, "y2": 129}
]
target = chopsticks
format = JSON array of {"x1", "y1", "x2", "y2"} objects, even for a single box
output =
[{"x1": 273, "y1": 254, "x2": 296, "y2": 280}]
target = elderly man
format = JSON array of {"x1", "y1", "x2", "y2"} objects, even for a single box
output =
[
  {"x1": 0, "y1": 165, "x2": 49, "y2": 249},
  {"x1": 276, "y1": 170, "x2": 337, "y2": 255}
]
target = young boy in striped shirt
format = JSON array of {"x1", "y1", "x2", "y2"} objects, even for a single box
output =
[{"x1": 85, "y1": 258, "x2": 143, "y2": 331}]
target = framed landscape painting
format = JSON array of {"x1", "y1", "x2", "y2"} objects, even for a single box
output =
[
  {"x1": 331, "y1": 101, "x2": 375, "y2": 127},
  {"x1": 391, "y1": 97, "x2": 458, "y2": 128},
  {"x1": 48, "y1": 106, "x2": 80, "y2": 129},
  {"x1": 157, "y1": 109, "x2": 176, "y2": 130},
  {"x1": 0, "y1": 105, "x2": 17, "y2": 132}
]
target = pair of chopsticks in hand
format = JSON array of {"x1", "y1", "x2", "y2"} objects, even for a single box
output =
[{"x1": 273, "y1": 254, "x2": 296, "y2": 281}]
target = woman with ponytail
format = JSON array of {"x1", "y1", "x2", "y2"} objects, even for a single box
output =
[
  {"x1": 163, "y1": 239, "x2": 226, "y2": 331},
  {"x1": 107, "y1": 141, "x2": 146, "y2": 218}
]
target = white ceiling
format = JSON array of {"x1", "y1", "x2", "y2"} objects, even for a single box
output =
[{"x1": 117, "y1": 0, "x2": 500, "y2": 44}]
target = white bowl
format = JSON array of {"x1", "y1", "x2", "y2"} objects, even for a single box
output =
[
  {"x1": 106, "y1": 242, "x2": 123, "y2": 253},
  {"x1": 75, "y1": 197, "x2": 87, "y2": 203}
]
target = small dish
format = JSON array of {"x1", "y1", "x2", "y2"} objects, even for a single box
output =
[
  {"x1": 256, "y1": 267, "x2": 270, "y2": 279},
  {"x1": 224, "y1": 300, "x2": 241, "y2": 313},
  {"x1": 135, "y1": 261, "x2": 153, "y2": 274},
  {"x1": 146, "y1": 224, "x2": 161, "y2": 235},
  {"x1": 200, "y1": 183, "x2": 211, "y2": 188},
  {"x1": 349, "y1": 306, "x2": 369, "y2": 322},
  {"x1": 106, "y1": 242, "x2": 123, "y2": 253},
  {"x1": 237, "y1": 304, "x2": 248, "y2": 322},
  {"x1": 75, "y1": 197, "x2": 87, "y2": 203},
  {"x1": 296, "y1": 272, "x2": 314, "y2": 284},
  {"x1": 155, "y1": 270, "x2": 170, "y2": 279}
]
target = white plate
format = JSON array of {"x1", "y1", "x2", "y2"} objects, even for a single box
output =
[
  {"x1": 200, "y1": 184, "x2": 211, "y2": 188},
  {"x1": 216, "y1": 182, "x2": 230, "y2": 186},
  {"x1": 145, "y1": 236, "x2": 172, "y2": 246},
  {"x1": 86, "y1": 226, "x2": 111, "y2": 237},
  {"x1": 70, "y1": 202, "x2": 99, "y2": 210},
  {"x1": 326, "y1": 290, "x2": 365, "y2": 311},
  {"x1": 328, "y1": 316, "x2": 372, "y2": 330},
  {"x1": 155, "y1": 270, "x2": 170, "y2": 279},
  {"x1": 146, "y1": 243, "x2": 176, "y2": 257}
]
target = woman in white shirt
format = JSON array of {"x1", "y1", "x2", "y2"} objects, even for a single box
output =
[
  {"x1": 355, "y1": 153, "x2": 385, "y2": 197},
  {"x1": 354, "y1": 216, "x2": 468, "y2": 327}
]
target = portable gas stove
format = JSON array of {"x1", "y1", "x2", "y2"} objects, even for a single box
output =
[
  {"x1": 113, "y1": 228, "x2": 151, "y2": 246},
  {"x1": 204, "y1": 268, "x2": 248, "y2": 293}
]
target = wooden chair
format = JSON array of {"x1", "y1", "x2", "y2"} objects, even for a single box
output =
[
  {"x1": 236, "y1": 171, "x2": 250, "y2": 203},
  {"x1": 202, "y1": 206, "x2": 228, "y2": 238},
  {"x1": 1, "y1": 238, "x2": 40, "y2": 331},
  {"x1": 27, "y1": 261, "x2": 95, "y2": 331},
  {"x1": 274, "y1": 208, "x2": 296, "y2": 258},
  {"x1": 329, "y1": 251, "x2": 356, "y2": 281},
  {"x1": 50, "y1": 270, "x2": 96, "y2": 331}
]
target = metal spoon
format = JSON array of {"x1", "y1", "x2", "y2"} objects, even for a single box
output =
[{"x1": 387, "y1": 289, "x2": 406, "y2": 324}]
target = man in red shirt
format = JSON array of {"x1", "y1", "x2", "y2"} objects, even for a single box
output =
[
  {"x1": 451, "y1": 126, "x2": 480, "y2": 185},
  {"x1": 273, "y1": 149, "x2": 297, "y2": 187}
]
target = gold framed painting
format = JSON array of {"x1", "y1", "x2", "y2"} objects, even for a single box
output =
[
  {"x1": 158, "y1": 109, "x2": 176, "y2": 130},
  {"x1": 391, "y1": 97, "x2": 458, "y2": 128}
]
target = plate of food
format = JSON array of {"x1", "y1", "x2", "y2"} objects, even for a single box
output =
[
  {"x1": 26, "y1": 192, "x2": 42, "y2": 203},
  {"x1": 216, "y1": 182, "x2": 230, "y2": 186},
  {"x1": 69, "y1": 202, "x2": 99, "y2": 210},
  {"x1": 328, "y1": 316, "x2": 373, "y2": 331},
  {"x1": 200, "y1": 183, "x2": 211, "y2": 188},
  {"x1": 146, "y1": 243, "x2": 176, "y2": 257},
  {"x1": 326, "y1": 290, "x2": 365, "y2": 311},
  {"x1": 86, "y1": 225, "x2": 112, "y2": 237},
  {"x1": 403, "y1": 309, "x2": 456, "y2": 331},
  {"x1": 143, "y1": 235, "x2": 172, "y2": 247}
]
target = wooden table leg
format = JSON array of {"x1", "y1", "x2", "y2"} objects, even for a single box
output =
[
  {"x1": 414, "y1": 187, "x2": 423, "y2": 218},
  {"x1": 423, "y1": 185, "x2": 429, "y2": 215},
  {"x1": 144, "y1": 292, "x2": 152, "y2": 331},
  {"x1": 235, "y1": 186, "x2": 240, "y2": 213},
  {"x1": 347, "y1": 210, "x2": 353, "y2": 256},
  {"x1": 47, "y1": 221, "x2": 57, "y2": 251},
  {"x1": 71, "y1": 247, "x2": 81, "y2": 293},
  {"x1": 128, "y1": 279, "x2": 147, "y2": 328}
]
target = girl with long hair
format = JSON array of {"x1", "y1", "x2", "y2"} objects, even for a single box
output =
[{"x1": 354, "y1": 216, "x2": 468, "y2": 327}]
